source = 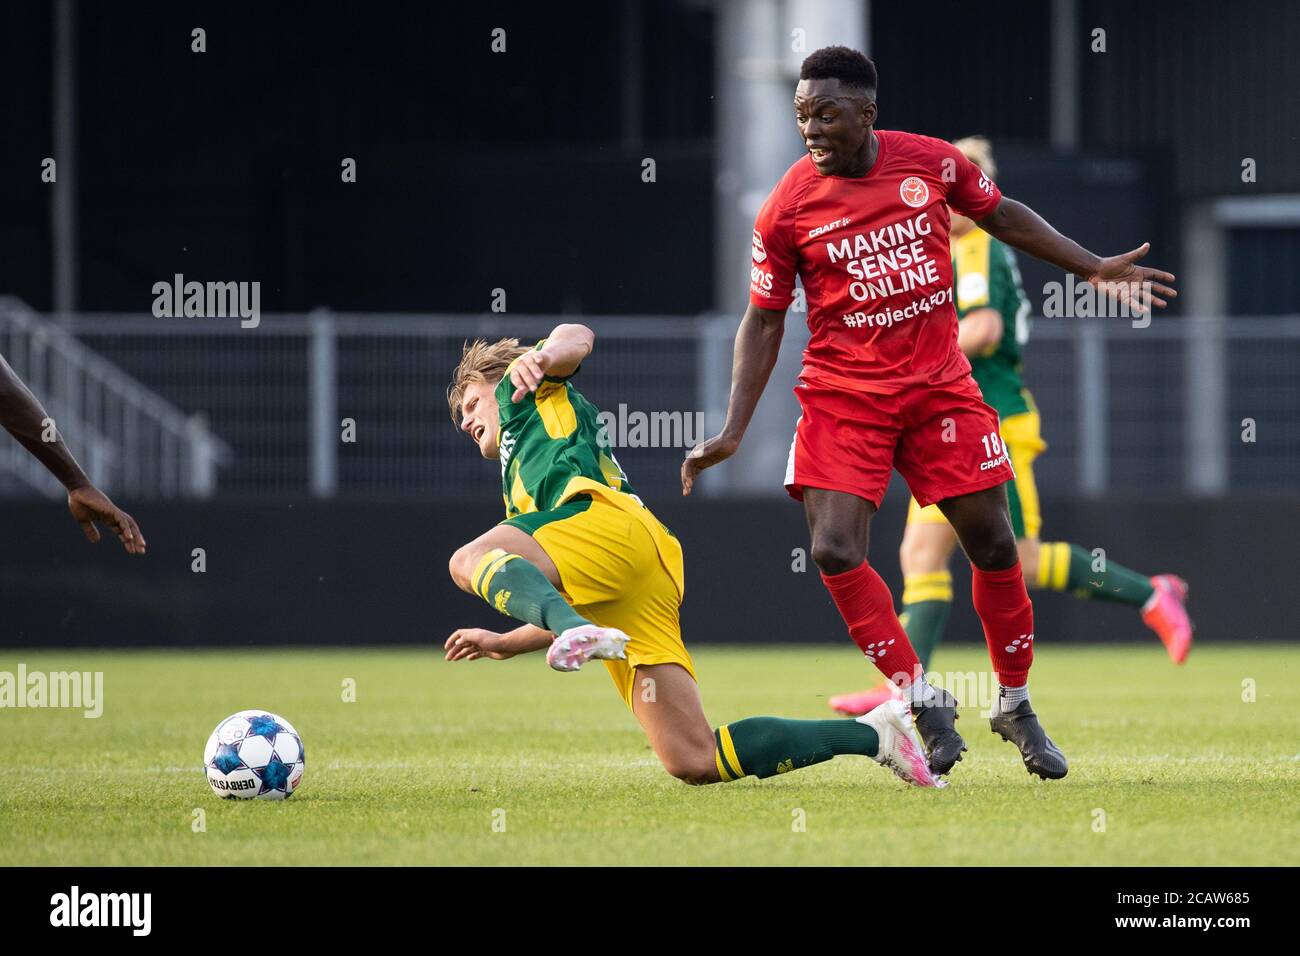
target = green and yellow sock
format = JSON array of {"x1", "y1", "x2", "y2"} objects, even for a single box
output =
[
  {"x1": 1037, "y1": 541, "x2": 1155, "y2": 607},
  {"x1": 899, "y1": 571, "x2": 954, "y2": 671},
  {"x1": 713, "y1": 717, "x2": 879, "y2": 781},
  {"x1": 470, "y1": 548, "x2": 592, "y2": 634}
]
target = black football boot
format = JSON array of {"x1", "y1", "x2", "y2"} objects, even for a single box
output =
[
  {"x1": 989, "y1": 695, "x2": 1068, "y2": 779},
  {"x1": 911, "y1": 686, "x2": 966, "y2": 775}
]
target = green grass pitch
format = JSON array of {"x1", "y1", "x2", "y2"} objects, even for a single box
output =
[{"x1": 1, "y1": 644, "x2": 1296, "y2": 866}]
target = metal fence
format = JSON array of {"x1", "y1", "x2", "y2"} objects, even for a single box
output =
[
  {"x1": 0, "y1": 299, "x2": 230, "y2": 498},
  {"x1": 65, "y1": 313, "x2": 700, "y2": 498},
  {"x1": 3, "y1": 307, "x2": 1298, "y2": 499},
  {"x1": 1026, "y1": 317, "x2": 1300, "y2": 496},
  {"x1": 696, "y1": 313, "x2": 1300, "y2": 500}
]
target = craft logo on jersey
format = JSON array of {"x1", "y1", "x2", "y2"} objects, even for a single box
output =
[
  {"x1": 751, "y1": 228, "x2": 767, "y2": 263},
  {"x1": 900, "y1": 176, "x2": 929, "y2": 208},
  {"x1": 809, "y1": 215, "x2": 852, "y2": 239},
  {"x1": 979, "y1": 431, "x2": 1010, "y2": 471}
]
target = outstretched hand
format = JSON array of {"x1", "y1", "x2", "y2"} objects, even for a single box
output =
[
  {"x1": 510, "y1": 350, "x2": 555, "y2": 402},
  {"x1": 67, "y1": 484, "x2": 146, "y2": 555},
  {"x1": 1087, "y1": 243, "x2": 1177, "y2": 315},
  {"x1": 444, "y1": 628, "x2": 514, "y2": 661},
  {"x1": 680, "y1": 433, "x2": 741, "y2": 496}
]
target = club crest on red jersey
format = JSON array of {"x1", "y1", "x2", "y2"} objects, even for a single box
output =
[
  {"x1": 751, "y1": 228, "x2": 768, "y2": 263},
  {"x1": 900, "y1": 176, "x2": 929, "y2": 208}
]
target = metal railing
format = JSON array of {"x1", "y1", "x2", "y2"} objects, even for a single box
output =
[
  {"x1": 699, "y1": 312, "x2": 1300, "y2": 499},
  {"x1": 61, "y1": 311, "x2": 700, "y2": 499},
  {"x1": 0, "y1": 298, "x2": 231, "y2": 498},
  {"x1": 3, "y1": 305, "x2": 1297, "y2": 499}
]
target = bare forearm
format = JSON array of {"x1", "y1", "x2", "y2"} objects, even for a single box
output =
[
  {"x1": 540, "y1": 323, "x2": 594, "y2": 377},
  {"x1": 978, "y1": 198, "x2": 1101, "y2": 279},
  {"x1": 0, "y1": 354, "x2": 89, "y2": 490},
  {"x1": 721, "y1": 305, "x2": 786, "y2": 441},
  {"x1": 500, "y1": 624, "x2": 555, "y2": 656}
]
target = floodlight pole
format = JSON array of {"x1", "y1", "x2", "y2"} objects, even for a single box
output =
[
  {"x1": 52, "y1": 0, "x2": 78, "y2": 320},
  {"x1": 710, "y1": 0, "x2": 867, "y2": 494}
]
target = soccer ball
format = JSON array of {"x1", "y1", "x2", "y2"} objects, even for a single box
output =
[{"x1": 203, "y1": 710, "x2": 305, "y2": 800}]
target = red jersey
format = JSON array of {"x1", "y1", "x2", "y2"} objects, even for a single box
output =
[{"x1": 750, "y1": 129, "x2": 1003, "y2": 393}]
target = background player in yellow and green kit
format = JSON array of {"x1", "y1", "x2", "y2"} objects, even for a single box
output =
[
  {"x1": 443, "y1": 323, "x2": 944, "y2": 787},
  {"x1": 830, "y1": 137, "x2": 1194, "y2": 717}
]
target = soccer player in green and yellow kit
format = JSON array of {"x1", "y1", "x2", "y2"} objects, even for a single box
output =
[
  {"x1": 443, "y1": 324, "x2": 945, "y2": 787},
  {"x1": 829, "y1": 137, "x2": 1193, "y2": 717}
]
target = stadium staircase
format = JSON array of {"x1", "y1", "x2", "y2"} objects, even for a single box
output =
[{"x1": 0, "y1": 297, "x2": 230, "y2": 498}]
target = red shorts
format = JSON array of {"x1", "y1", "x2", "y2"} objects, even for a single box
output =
[{"x1": 784, "y1": 374, "x2": 1016, "y2": 508}]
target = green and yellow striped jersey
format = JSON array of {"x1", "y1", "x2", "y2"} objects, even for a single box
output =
[
  {"x1": 953, "y1": 229, "x2": 1034, "y2": 419},
  {"x1": 495, "y1": 341, "x2": 640, "y2": 518}
]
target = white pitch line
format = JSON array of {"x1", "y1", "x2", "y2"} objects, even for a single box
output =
[{"x1": 0, "y1": 757, "x2": 669, "y2": 775}]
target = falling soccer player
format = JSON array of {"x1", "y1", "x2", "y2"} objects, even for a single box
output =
[
  {"x1": 0, "y1": 352, "x2": 145, "y2": 554},
  {"x1": 443, "y1": 325, "x2": 945, "y2": 788},
  {"x1": 829, "y1": 137, "x2": 1193, "y2": 719},
  {"x1": 681, "y1": 47, "x2": 1177, "y2": 780}
]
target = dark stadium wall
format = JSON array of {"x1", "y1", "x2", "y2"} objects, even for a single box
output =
[
  {"x1": 0, "y1": 497, "x2": 1293, "y2": 649},
  {"x1": 7, "y1": 0, "x2": 1261, "y2": 315},
  {"x1": 0, "y1": 0, "x2": 718, "y2": 315}
]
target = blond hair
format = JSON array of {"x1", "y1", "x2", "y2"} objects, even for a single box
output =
[
  {"x1": 953, "y1": 135, "x2": 996, "y2": 179},
  {"x1": 447, "y1": 337, "x2": 529, "y2": 424}
]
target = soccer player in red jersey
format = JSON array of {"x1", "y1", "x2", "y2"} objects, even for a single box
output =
[
  {"x1": 682, "y1": 47, "x2": 1177, "y2": 780},
  {"x1": 828, "y1": 136, "x2": 1192, "y2": 722}
]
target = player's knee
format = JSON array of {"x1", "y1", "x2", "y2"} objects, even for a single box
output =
[
  {"x1": 899, "y1": 534, "x2": 946, "y2": 576},
  {"x1": 448, "y1": 543, "x2": 483, "y2": 592},
  {"x1": 811, "y1": 532, "x2": 866, "y2": 576},
  {"x1": 966, "y1": 524, "x2": 1018, "y2": 571}
]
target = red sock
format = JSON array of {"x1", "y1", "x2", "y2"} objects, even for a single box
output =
[
  {"x1": 971, "y1": 562, "x2": 1035, "y2": 686},
  {"x1": 821, "y1": 560, "x2": 924, "y2": 688}
]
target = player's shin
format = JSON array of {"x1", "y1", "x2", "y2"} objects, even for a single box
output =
[
  {"x1": 470, "y1": 547, "x2": 591, "y2": 634},
  {"x1": 713, "y1": 717, "x2": 879, "y2": 781},
  {"x1": 1037, "y1": 541, "x2": 1155, "y2": 606},
  {"x1": 974, "y1": 562, "x2": 1070, "y2": 777},
  {"x1": 971, "y1": 561, "x2": 1035, "y2": 708},
  {"x1": 820, "y1": 559, "x2": 933, "y2": 705}
]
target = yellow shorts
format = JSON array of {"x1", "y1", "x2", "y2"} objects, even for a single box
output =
[
  {"x1": 505, "y1": 493, "x2": 695, "y2": 709},
  {"x1": 906, "y1": 410, "x2": 1047, "y2": 540}
]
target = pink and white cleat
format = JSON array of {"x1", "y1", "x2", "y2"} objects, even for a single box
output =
[
  {"x1": 547, "y1": 624, "x2": 630, "y2": 672},
  {"x1": 829, "y1": 680, "x2": 905, "y2": 716},
  {"x1": 1141, "y1": 575, "x2": 1193, "y2": 665},
  {"x1": 858, "y1": 699, "x2": 947, "y2": 789}
]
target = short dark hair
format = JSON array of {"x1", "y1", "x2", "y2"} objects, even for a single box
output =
[{"x1": 799, "y1": 46, "x2": 877, "y2": 98}]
